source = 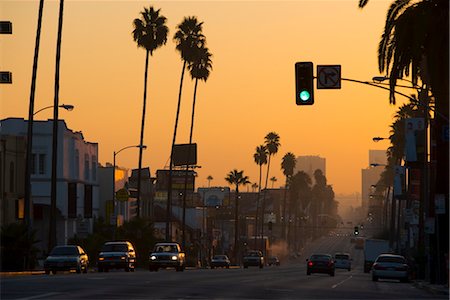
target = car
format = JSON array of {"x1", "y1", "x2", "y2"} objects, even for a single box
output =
[
  {"x1": 148, "y1": 242, "x2": 186, "y2": 272},
  {"x1": 97, "y1": 241, "x2": 136, "y2": 272},
  {"x1": 44, "y1": 245, "x2": 89, "y2": 275},
  {"x1": 334, "y1": 252, "x2": 352, "y2": 271},
  {"x1": 242, "y1": 250, "x2": 264, "y2": 269},
  {"x1": 372, "y1": 254, "x2": 409, "y2": 282},
  {"x1": 210, "y1": 255, "x2": 231, "y2": 269},
  {"x1": 267, "y1": 256, "x2": 280, "y2": 266},
  {"x1": 306, "y1": 254, "x2": 335, "y2": 276}
]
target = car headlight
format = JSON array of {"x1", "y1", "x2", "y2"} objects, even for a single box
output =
[
  {"x1": 99, "y1": 257, "x2": 105, "y2": 261},
  {"x1": 150, "y1": 255, "x2": 157, "y2": 260},
  {"x1": 171, "y1": 255, "x2": 178, "y2": 261},
  {"x1": 121, "y1": 256, "x2": 126, "y2": 260}
]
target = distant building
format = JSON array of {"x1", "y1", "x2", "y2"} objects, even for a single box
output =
[
  {"x1": 361, "y1": 150, "x2": 387, "y2": 211},
  {"x1": 1, "y1": 118, "x2": 99, "y2": 253},
  {"x1": 295, "y1": 155, "x2": 326, "y2": 182}
]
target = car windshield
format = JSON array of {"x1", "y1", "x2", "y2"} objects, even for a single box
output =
[
  {"x1": 335, "y1": 255, "x2": 349, "y2": 260},
  {"x1": 377, "y1": 256, "x2": 405, "y2": 263},
  {"x1": 248, "y1": 252, "x2": 260, "y2": 257},
  {"x1": 311, "y1": 255, "x2": 331, "y2": 261},
  {"x1": 154, "y1": 245, "x2": 178, "y2": 253},
  {"x1": 50, "y1": 246, "x2": 78, "y2": 256},
  {"x1": 101, "y1": 244, "x2": 128, "y2": 252},
  {"x1": 213, "y1": 255, "x2": 227, "y2": 260}
]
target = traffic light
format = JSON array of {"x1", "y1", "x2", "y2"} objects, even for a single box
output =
[
  {"x1": 295, "y1": 61, "x2": 314, "y2": 105},
  {"x1": 354, "y1": 226, "x2": 359, "y2": 236}
]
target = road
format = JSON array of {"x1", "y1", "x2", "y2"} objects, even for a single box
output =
[{"x1": 1, "y1": 233, "x2": 445, "y2": 299}]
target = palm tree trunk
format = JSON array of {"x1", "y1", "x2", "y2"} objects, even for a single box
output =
[
  {"x1": 234, "y1": 186, "x2": 239, "y2": 263},
  {"x1": 281, "y1": 176, "x2": 288, "y2": 240},
  {"x1": 137, "y1": 49, "x2": 150, "y2": 219},
  {"x1": 24, "y1": 0, "x2": 44, "y2": 269},
  {"x1": 181, "y1": 78, "x2": 199, "y2": 248},
  {"x1": 49, "y1": 0, "x2": 64, "y2": 253},
  {"x1": 254, "y1": 165, "x2": 262, "y2": 249},
  {"x1": 260, "y1": 156, "x2": 271, "y2": 253},
  {"x1": 166, "y1": 60, "x2": 187, "y2": 242}
]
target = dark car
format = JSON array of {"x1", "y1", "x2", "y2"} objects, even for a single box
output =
[
  {"x1": 97, "y1": 241, "x2": 136, "y2": 272},
  {"x1": 44, "y1": 245, "x2": 89, "y2": 275},
  {"x1": 306, "y1": 254, "x2": 335, "y2": 276},
  {"x1": 210, "y1": 255, "x2": 231, "y2": 269},
  {"x1": 267, "y1": 256, "x2": 280, "y2": 266},
  {"x1": 242, "y1": 250, "x2": 264, "y2": 269}
]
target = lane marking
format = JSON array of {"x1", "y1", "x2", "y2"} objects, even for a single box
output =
[
  {"x1": 17, "y1": 292, "x2": 61, "y2": 300},
  {"x1": 331, "y1": 275, "x2": 353, "y2": 289}
]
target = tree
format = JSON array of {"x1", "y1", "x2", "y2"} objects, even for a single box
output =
[
  {"x1": 132, "y1": 6, "x2": 168, "y2": 217},
  {"x1": 1, "y1": 223, "x2": 39, "y2": 271},
  {"x1": 207, "y1": 175, "x2": 213, "y2": 187},
  {"x1": 270, "y1": 177, "x2": 277, "y2": 188},
  {"x1": 281, "y1": 152, "x2": 296, "y2": 240},
  {"x1": 261, "y1": 132, "x2": 280, "y2": 249},
  {"x1": 253, "y1": 145, "x2": 268, "y2": 248},
  {"x1": 225, "y1": 169, "x2": 250, "y2": 262},
  {"x1": 166, "y1": 16, "x2": 205, "y2": 240}
]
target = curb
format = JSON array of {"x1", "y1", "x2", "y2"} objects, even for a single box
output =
[{"x1": 413, "y1": 281, "x2": 449, "y2": 296}]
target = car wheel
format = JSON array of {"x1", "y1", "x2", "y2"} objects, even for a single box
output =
[
  {"x1": 83, "y1": 265, "x2": 88, "y2": 273},
  {"x1": 45, "y1": 269, "x2": 50, "y2": 275},
  {"x1": 226, "y1": 265, "x2": 230, "y2": 269},
  {"x1": 211, "y1": 266, "x2": 214, "y2": 269},
  {"x1": 400, "y1": 277, "x2": 409, "y2": 283},
  {"x1": 330, "y1": 272, "x2": 335, "y2": 277},
  {"x1": 259, "y1": 264, "x2": 263, "y2": 269},
  {"x1": 243, "y1": 265, "x2": 248, "y2": 269},
  {"x1": 98, "y1": 267, "x2": 103, "y2": 272},
  {"x1": 348, "y1": 268, "x2": 351, "y2": 271},
  {"x1": 307, "y1": 271, "x2": 311, "y2": 275},
  {"x1": 372, "y1": 276, "x2": 378, "y2": 281},
  {"x1": 51, "y1": 270, "x2": 57, "y2": 275}
]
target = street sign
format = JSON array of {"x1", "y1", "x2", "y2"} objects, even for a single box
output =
[
  {"x1": 317, "y1": 65, "x2": 341, "y2": 89},
  {"x1": 116, "y1": 188, "x2": 129, "y2": 202},
  {"x1": 0, "y1": 21, "x2": 12, "y2": 34},
  {"x1": 0, "y1": 71, "x2": 12, "y2": 84}
]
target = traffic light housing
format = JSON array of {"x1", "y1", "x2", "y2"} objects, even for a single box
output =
[
  {"x1": 295, "y1": 62, "x2": 314, "y2": 105},
  {"x1": 354, "y1": 226, "x2": 359, "y2": 236}
]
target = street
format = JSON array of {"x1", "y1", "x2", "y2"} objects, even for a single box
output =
[{"x1": 1, "y1": 234, "x2": 445, "y2": 299}]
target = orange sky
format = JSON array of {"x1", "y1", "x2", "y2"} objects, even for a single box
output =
[{"x1": 1, "y1": 0, "x2": 413, "y2": 195}]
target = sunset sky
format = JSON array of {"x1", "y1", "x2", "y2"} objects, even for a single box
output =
[{"x1": 1, "y1": 0, "x2": 414, "y2": 196}]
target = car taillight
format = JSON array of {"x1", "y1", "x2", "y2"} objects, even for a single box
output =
[
  {"x1": 328, "y1": 261, "x2": 334, "y2": 267},
  {"x1": 308, "y1": 262, "x2": 313, "y2": 267}
]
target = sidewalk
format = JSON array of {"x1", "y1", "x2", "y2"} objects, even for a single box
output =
[{"x1": 413, "y1": 281, "x2": 449, "y2": 296}]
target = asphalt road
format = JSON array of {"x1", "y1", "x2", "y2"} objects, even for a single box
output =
[{"x1": 1, "y1": 233, "x2": 445, "y2": 299}]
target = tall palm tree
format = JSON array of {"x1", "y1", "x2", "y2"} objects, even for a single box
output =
[
  {"x1": 261, "y1": 132, "x2": 280, "y2": 249},
  {"x1": 166, "y1": 16, "x2": 205, "y2": 241},
  {"x1": 132, "y1": 6, "x2": 168, "y2": 217},
  {"x1": 181, "y1": 45, "x2": 212, "y2": 248},
  {"x1": 281, "y1": 152, "x2": 296, "y2": 240},
  {"x1": 225, "y1": 169, "x2": 250, "y2": 262},
  {"x1": 253, "y1": 145, "x2": 268, "y2": 248},
  {"x1": 270, "y1": 177, "x2": 277, "y2": 188},
  {"x1": 207, "y1": 175, "x2": 213, "y2": 187}
]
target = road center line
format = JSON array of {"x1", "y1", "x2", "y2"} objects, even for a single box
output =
[{"x1": 331, "y1": 275, "x2": 353, "y2": 289}]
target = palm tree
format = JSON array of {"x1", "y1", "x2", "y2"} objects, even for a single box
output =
[
  {"x1": 132, "y1": 6, "x2": 168, "y2": 217},
  {"x1": 281, "y1": 152, "x2": 296, "y2": 240},
  {"x1": 225, "y1": 169, "x2": 250, "y2": 262},
  {"x1": 207, "y1": 175, "x2": 213, "y2": 187},
  {"x1": 166, "y1": 16, "x2": 205, "y2": 241},
  {"x1": 253, "y1": 145, "x2": 268, "y2": 248},
  {"x1": 270, "y1": 177, "x2": 277, "y2": 188},
  {"x1": 261, "y1": 132, "x2": 281, "y2": 249}
]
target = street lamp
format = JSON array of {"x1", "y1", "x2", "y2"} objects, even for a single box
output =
[
  {"x1": 33, "y1": 104, "x2": 74, "y2": 116},
  {"x1": 372, "y1": 137, "x2": 389, "y2": 142},
  {"x1": 370, "y1": 163, "x2": 387, "y2": 168},
  {"x1": 23, "y1": 103, "x2": 75, "y2": 259},
  {"x1": 113, "y1": 145, "x2": 147, "y2": 230}
]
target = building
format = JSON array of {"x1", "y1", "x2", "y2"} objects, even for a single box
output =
[
  {"x1": 361, "y1": 150, "x2": 387, "y2": 214},
  {"x1": 295, "y1": 155, "x2": 326, "y2": 182},
  {"x1": 0, "y1": 118, "x2": 99, "y2": 253}
]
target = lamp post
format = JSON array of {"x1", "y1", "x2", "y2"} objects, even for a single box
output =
[
  {"x1": 33, "y1": 104, "x2": 74, "y2": 116},
  {"x1": 113, "y1": 145, "x2": 146, "y2": 232}
]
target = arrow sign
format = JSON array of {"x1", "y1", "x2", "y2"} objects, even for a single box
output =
[{"x1": 317, "y1": 65, "x2": 341, "y2": 89}]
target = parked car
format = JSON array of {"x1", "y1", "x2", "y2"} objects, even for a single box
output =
[
  {"x1": 44, "y1": 245, "x2": 89, "y2": 275},
  {"x1": 210, "y1": 255, "x2": 231, "y2": 269},
  {"x1": 306, "y1": 254, "x2": 335, "y2": 276},
  {"x1": 242, "y1": 250, "x2": 264, "y2": 269},
  {"x1": 334, "y1": 252, "x2": 352, "y2": 271},
  {"x1": 97, "y1": 241, "x2": 136, "y2": 272},
  {"x1": 267, "y1": 256, "x2": 280, "y2": 266},
  {"x1": 372, "y1": 254, "x2": 409, "y2": 282},
  {"x1": 149, "y1": 242, "x2": 186, "y2": 272}
]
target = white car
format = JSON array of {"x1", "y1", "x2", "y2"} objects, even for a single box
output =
[
  {"x1": 334, "y1": 253, "x2": 351, "y2": 271},
  {"x1": 372, "y1": 254, "x2": 409, "y2": 282}
]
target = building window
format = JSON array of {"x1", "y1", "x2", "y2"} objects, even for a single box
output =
[
  {"x1": 16, "y1": 198, "x2": 24, "y2": 219},
  {"x1": 9, "y1": 162, "x2": 14, "y2": 192},
  {"x1": 39, "y1": 154, "x2": 46, "y2": 175},
  {"x1": 31, "y1": 153, "x2": 36, "y2": 175},
  {"x1": 68, "y1": 182, "x2": 77, "y2": 218},
  {"x1": 91, "y1": 156, "x2": 97, "y2": 181},
  {"x1": 84, "y1": 154, "x2": 89, "y2": 180},
  {"x1": 75, "y1": 150, "x2": 79, "y2": 178},
  {"x1": 84, "y1": 184, "x2": 92, "y2": 218}
]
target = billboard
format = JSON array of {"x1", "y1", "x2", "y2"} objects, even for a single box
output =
[
  {"x1": 156, "y1": 169, "x2": 195, "y2": 191},
  {"x1": 172, "y1": 143, "x2": 197, "y2": 166},
  {"x1": 198, "y1": 187, "x2": 230, "y2": 207}
]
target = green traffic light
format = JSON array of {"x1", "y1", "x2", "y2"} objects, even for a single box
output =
[{"x1": 299, "y1": 90, "x2": 311, "y2": 102}]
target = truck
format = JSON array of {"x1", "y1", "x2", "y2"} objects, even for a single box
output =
[
  {"x1": 148, "y1": 242, "x2": 186, "y2": 272},
  {"x1": 363, "y1": 239, "x2": 390, "y2": 273}
]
